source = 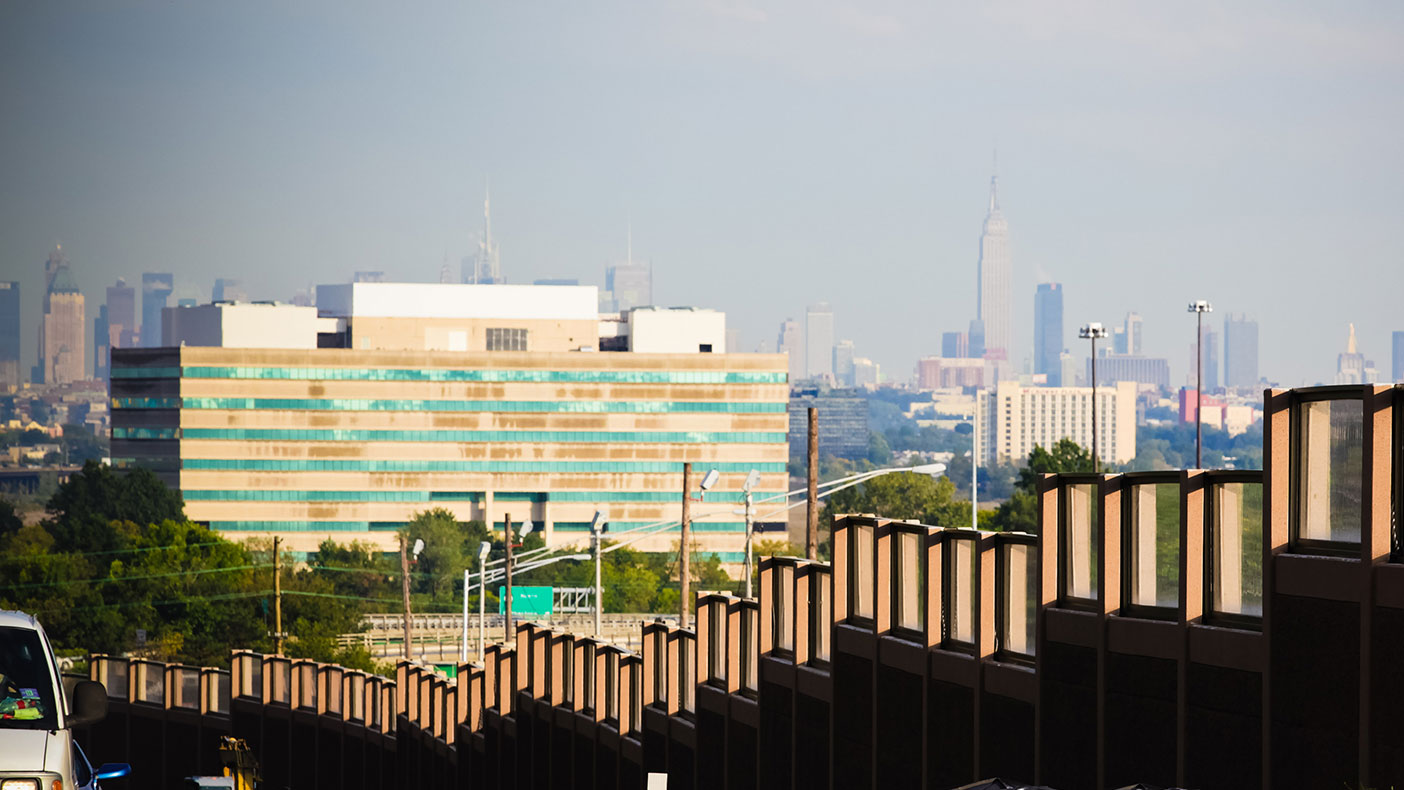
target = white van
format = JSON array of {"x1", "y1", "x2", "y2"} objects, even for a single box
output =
[{"x1": 0, "y1": 610, "x2": 130, "y2": 789}]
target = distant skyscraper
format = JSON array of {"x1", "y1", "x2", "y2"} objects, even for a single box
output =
[
  {"x1": 1223, "y1": 314, "x2": 1260, "y2": 389},
  {"x1": 96, "y1": 277, "x2": 137, "y2": 379},
  {"x1": 777, "y1": 318, "x2": 802, "y2": 382},
  {"x1": 601, "y1": 226, "x2": 652, "y2": 313},
  {"x1": 534, "y1": 278, "x2": 580, "y2": 286},
  {"x1": 1034, "y1": 283, "x2": 1063, "y2": 386},
  {"x1": 213, "y1": 278, "x2": 247, "y2": 302},
  {"x1": 1394, "y1": 331, "x2": 1404, "y2": 382},
  {"x1": 726, "y1": 328, "x2": 742, "y2": 355},
  {"x1": 353, "y1": 271, "x2": 387, "y2": 283},
  {"x1": 39, "y1": 247, "x2": 85, "y2": 385},
  {"x1": 942, "y1": 331, "x2": 969, "y2": 359},
  {"x1": 463, "y1": 185, "x2": 503, "y2": 284},
  {"x1": 968, "y1": 318, "x2": 986, "y2": 360},
  {"x1": 141, "y1": 272, "x2": 173, "y2": 348},
  {"x1": 0, "y1": 281, "x2": 19, "y2": 386},
  {"x1": 1126, "y1": 313, "x2": 1143, "y2": 355},
  {"x1": 1204, "y1": 326, "x2": 1220, "y2": 391},
  {"x1": 1336, "y1": 324, "x2": 1367, "y2": 385},
  {"x1": 833, "y1": 340, "x2": 855, "y2": 387},
  {"x1": 805, "y1": 302, "x2": 835, "y2": 380},
  {"x1": 977, "y1": 172, "x2": 1011, "y2": 362}
]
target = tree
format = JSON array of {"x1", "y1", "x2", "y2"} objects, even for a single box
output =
[
  {"x1": 45, "y1": 461, "x2": 185, "y2": 552},
  {"x1": 866, "y1": 431, "x2": 893, "y2": 465},
  {"x1": 988, "y1": 439, "x2": 1096, "y2": 533},
  {"x1": 823, "y1": 472, "x2": 969, "y2": 530},
  {"x1": 401, "y1": 508, "x2": 491, "y2": 603},
  {"x1": 0, "y1": 498, "x2": 22, "y2": 539}
]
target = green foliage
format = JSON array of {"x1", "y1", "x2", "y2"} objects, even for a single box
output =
[
  {"x1": 987, "y1": 439, "x2": 1096, "y2": 533},
  {"x1": 45, "y1": 460, "x2": 185, "y2": 552},
  {"x1": 401, "y1": 508, "x2": 492, "y2": 603},
  {"x1": 866, "y1": 431, "x2": 893, "y2": 465},
  {"x1": 0, "y1": 497, "x2": 22, "y2": 538},
  {"x1": 822, "y1": 471, "x2": 971, "y2": 531},
  {"x1": 1129, "y1": 421, "x2": 1263, "y2": 471},
  {"x1": 60, "y1": 423, "x2": 107, "y2": 465}
]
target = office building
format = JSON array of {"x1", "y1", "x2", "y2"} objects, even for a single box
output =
[
  {"x1": 977, "y1": 174, "x2": 1011, "y2": 362},
  {"x1": 1034, "y1": 283, "x2": 1063, "y2": 385},
  {"x1": 1224, "y1": 314, "x2": 1260, "y2": 389},
  {"x1": 805, "y1": 302, "x2": 834, "y2": 381},
  {"x1": 776, "y1": 319, "x2": 802, "y2": 383},
  {"x1": 463, "y1": 187, "x2": 503, "y2": 284},
  {"x1": 832, "y1": 340, "x2": 855, "y2": 387},
  {"x1": 941, "y1": 331, "x2": 968, "y2": 360},
  {"x1": 1087, "y1": 355, "x2": 1170, "y2": 389},
  {"x1": 0, "y1": 282, "x2": 19, "y2": 387},
  {"x1": 725, "y1": 328, "x2": 741, "y2": 355},
  {"x1": 1395, "y1": 331, "x2": 1404, "y2": 382},
  {"x1": 1336, "y1": 323, "x2": 1367, "y2": 385},
  {"x1": 534, "y1": 278, "x2": 580, "y2": 287},
  {"x1": 112, "y1": 284, "x2": 787, "y2": 558},
  {"x1": 213, "y1": 278, "x2": 248, "y2": 302},
  {"x1": 916, "y1": 357, "x2": 984, "y2": 390},
  {"x1": 1112, "y1": 312, "x2": 1143, "y2": 356},
  {"x1": 141, "y1": 273, "x2": 174, "y2": 348},
  {"x1": 977, "y1": 380, "x2": 1137, "y2": 467},
  {"x1": 97, "y1": 278, "x2": 137, "y2": 379},
  {"x1": 603, "y1": 262, "x2": 651, "y2": 314},
  {"x1": 852, "y1": 358, "x2": 878, "y2": 388},
  {"x1": 38, "y1": 249, "x2": 86, "y2": 385},
  {"x1": 788, "y1": 387, "x2": 867, "y2": 459}
]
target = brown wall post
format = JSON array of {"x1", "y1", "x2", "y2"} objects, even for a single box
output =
[
  {"x1": 807, "y1": 407, "x2": 819, "y2": 560},
  {"x1": 682, "y1": 463, "x2": 692, "y2": 629}
]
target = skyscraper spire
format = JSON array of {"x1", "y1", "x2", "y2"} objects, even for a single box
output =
[
  {"x1": 1347, "y1": 323, "x2": 1358, "y2": 354},
  {"x1": 483, "y1": 181, "x2": 493, "y2": 252},
  {"x1": 990, "y1": 149, "x2": 999, "y2": 211}
]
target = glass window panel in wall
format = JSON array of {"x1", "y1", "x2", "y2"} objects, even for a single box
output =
[
  {"x1": 681, "y1": 638, "x2": 695, "y2": 713},
  {"x1": 710, "y1": 603, "x2": 727, "y2": 683},
  {"x1": 583, "y1": 643, "x2": 596, "y2": 711},
  {"x1": 1062, "y1": 483, "x2": 1100, "y2": 601},
  {"x1": 653, "y1": 632, "x2": 667, "y2": 706},
  {"x1": 1000, "y1": 542, "x2": 1037, "y2": 657},
  {"x1": 563, "y1": 642, "x2": 575, "y2": 706},
  {"x1": 851, "y1": 525, "x2": 875, "y2": 619},
  {"x1": 1127, "y1": 482, "x2": 1181, "y2": 609},
  {"x1": 606, "y1": 653, "x2": 619, "y2": 722},
  {"x1": 631, "y1": 663, "x2": 643, "y2": 732},
  {"x1": 812, "y1": 573, "x2": 831, "y2": 663},
  {"x1": 895, "y1": 531, "x2": 925, "y2": 632},
  {"x1": 741, "y1": 607, "x2": 758, "y2": 691},
  {"x1": 1212, "y1": 481, "x2": 1264, "y2": 618},
  {"x1": 1297, "y1": 399, "x2": 1363, "y2": 544},
  {"x1": 946, "y1": 538, "x2": 977, "y2": 645},
  {"x1": 775, "y1": 565, "x2": 795, "y2": 652}
]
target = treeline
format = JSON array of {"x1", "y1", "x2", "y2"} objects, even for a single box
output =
[{"x1": 0, "y1": 462, "x2": 743, "y2": 672}]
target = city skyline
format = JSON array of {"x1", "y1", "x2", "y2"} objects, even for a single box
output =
[{"x1": 3, "y1": 3, "x2": 1404, "y2": 387}]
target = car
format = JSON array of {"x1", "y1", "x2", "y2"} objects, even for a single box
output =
[{"x1": 0, "y1": 610, "x2": 128, "y2": 790}]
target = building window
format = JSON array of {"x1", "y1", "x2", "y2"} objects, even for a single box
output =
[
  {"x1": 486, "y1": 327, "x2": 528, "y2": 351},
  {"x1": 1293, "y1": 395, "x2": 1363, "y2": 548}
]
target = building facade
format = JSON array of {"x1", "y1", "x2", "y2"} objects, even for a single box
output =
[
  {"x1": 977, "y1": 380, "x2": 1137, "y2": 466},
  {"x1": 141, "y1": 273, "x2": 174, "y2": 348},
  {"x1": 916, "y1": 356, "x2": 984, "y2": 390},
  {"x1": 787, "y1": 387, "x2": 867, "y2": 459},
  {"x1": 111, "y1": 346, "x2": 788, "y2": 557},
  {"x1": 977, "y1": 175, "x2": 1011, "y2": 362},
  {"x1": 832, "y1": 340, "x2": 855, "y2": 387},
  {"x1": 38, "y1": 253, "x2": 86, "y2": 386},
  {"x1": 0, "y1": 281, "x2": 19, "y2": 387},
  {"x1": 1033, "y1": 283, "x2": 1063, "y2": 385},
  {"x1": 941, "y1": 330, "x2": 968, "y2": 360},
  {"x1": 776, "y1": 318, "x2": 802, "y2": 383},
  {"x1": 1224, "y1": 313, "x2": 1260, "y2": 389},
  {"x1": 1087, "y1": 354, "x2": 1170, "y2": 389},
  {"x1": 804, "y1": 302, "x2": 834, "y2": 381}
]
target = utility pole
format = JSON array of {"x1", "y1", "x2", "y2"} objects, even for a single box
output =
[
  {"x1": 1188, "y1": 301, "x2": 1213, "y2": 468},
  {"x1": 743, "y1": 489, "x2": 755, "y2": 599},
  {"x1": 680, "y1": 463, "x2": 692, "y2": 629},
  {"x1": 272, "y1": 536, "x2": 283, "y2": 656},
  {"x1": 1080, "y1": 323, "x2": 1109, "y2": 474},
  {"x1": 504, "y1": 513, "x2": 514, "y2": 644},
  {"x1": 806, "y1": 407, "x2": 818, "y2": 560},
  {"x1": 400, "y1": 533, "x2": 413, "y2": 661},
  {"x1": 593, "y1": 527, "x2": 603, "y2": 638}
]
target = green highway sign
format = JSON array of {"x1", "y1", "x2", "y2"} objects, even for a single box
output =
[{"x1": 499, "y1": 585, "x2": 553, "y2": 617}]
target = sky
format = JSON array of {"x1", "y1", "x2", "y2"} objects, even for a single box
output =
[{"x1": 3, "y1": 1, "x2": 1403, "y2": 387}]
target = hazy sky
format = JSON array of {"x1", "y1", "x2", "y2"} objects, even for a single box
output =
[{"x1": 3, "y1": 1, "x2": 1403, "y2": 386}]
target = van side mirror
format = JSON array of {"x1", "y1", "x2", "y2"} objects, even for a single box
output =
[
  {"x1": 96, "y1": 763, "x2": 131, "y2": 780},
  {"x1": 68, "y1": 680, "x2": 108, "y2": 727}
]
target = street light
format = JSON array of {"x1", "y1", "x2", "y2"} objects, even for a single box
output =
[
  {"x1": 590, "y1": 509, "x2": 608, "y2": 638},
  {"x1": 1187, "y1": 300, "x2": 1213, "y2": 468},
  {"x1": 1079, "y1": 323, "x2": 1110, "y2": 473},
  {"x1": 741, "y1": 469, "x2": 761, "y2": 599},
  {"x1": 464, "y1": 540, "x2": 491, "y2": 663}
]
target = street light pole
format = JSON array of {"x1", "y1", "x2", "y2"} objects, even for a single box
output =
[
  {"x1": 503, "y1": 513, "x2": 514, "y2": 644},
  {"x1": 1188, "y1": 300, "x2": 1213, "y2": 468},
  {"x1": 680, "y1": 463, "x2": 692, "y2": 629},
  {"x1": 743, "y1": 489, "x2": 754, "y2": 599},
  {"x1": 1079, "y1": 323, "x2": 1109, "y2": 473},
  {"x1": 591, "y1": 510, "x2": 607, "y2": 639}
]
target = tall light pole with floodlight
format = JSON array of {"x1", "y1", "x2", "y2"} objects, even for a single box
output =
[
  {"x1": 741, "y1": 469, "x2": 761, "y2": 599},
  {"x1": 590, "y1": 510, "x2": 608, "y2": 638},
  {"x1": 1079, "y1": 323, "x2": 1109, "y2": 473},
  {"x1": 1187, "y1": 300, "x2": 1213, "y2": 468}
]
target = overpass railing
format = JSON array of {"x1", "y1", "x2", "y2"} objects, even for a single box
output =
[{"x1": 75, "y1": 384, "x2": 1404, "y2": 790}]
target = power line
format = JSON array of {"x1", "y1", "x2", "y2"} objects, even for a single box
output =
[
  {"x1": 0, "y1": 563, "x2": 271, "y2": 591},
  {"x1": 0, "y1": 540, "x2": 231, "y2": 562}
]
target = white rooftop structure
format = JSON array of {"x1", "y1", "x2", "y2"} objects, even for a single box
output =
[
  {"x1": 316, "y1": 282, "x2": 599, "y2": 321},
  {"x1": 163, "y1": 302, "x2": 333, "y2": 349},
  {"x1": 627, "y1": 306, "x2": 727, "y2": 354}
]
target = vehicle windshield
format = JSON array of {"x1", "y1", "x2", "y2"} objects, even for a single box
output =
[{"x1": 0, "y1": 626, "x2": 59, "y2": 729}]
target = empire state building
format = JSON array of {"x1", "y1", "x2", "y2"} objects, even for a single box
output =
[{"x1": 977, "y1": 174, "x2": 1011, "y2": 364}]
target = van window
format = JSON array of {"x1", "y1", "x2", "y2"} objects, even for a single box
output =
[{"x1": 0, "y1": 626, "x2": 59, "y2": 730}]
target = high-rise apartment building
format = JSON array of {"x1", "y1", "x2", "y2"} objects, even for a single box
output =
[
  {"x1": 805, "y1": 302, "x2": 834, "y2": 381},
  {"x1": 38, "y1": 249, "x2": 85, "y2": 385},
  {"x1": 977, "y1": 175, "x2": 1011, "y2": 362},
  {"x1": 1223, "y1": 314, "x2": 1260, "y2": 389},
  {"x1": 141, "y1": 273, "x2": 174, "y2": 348},
  {"x1": 1113, "y1": 312, "x2": 1143, "y2": 356},
  {"x1": 1034, "y1": 283, "x2": 1063, "y2": 385},
  {"x1": 832, "y1": 340, "x2": 855, "y2": 387},
  {"x1": 1394, "y1": 331, "x2": 1404, "y2": 382},
  {"x1": 213, "y1": 278, "x2": 248, "y2": 302},
  {"x1": 1336, "y1": 324, "x2": 1367, "y2": 385},
  {"x1": 0, "y1": 282, "x2": 19, "y2": 386},
  {"x1": 942, "y1": 331, "x2": 969, "y2": 360},
  {"x1": 777, "y1": 318, "x2": 802, "y2": 382},
  {"x1": 976, "y1": 380, "x2": 1137, "y2": 467},
  {"x1": 788, "y1": 387, "x2": 867, "y2": 459}
]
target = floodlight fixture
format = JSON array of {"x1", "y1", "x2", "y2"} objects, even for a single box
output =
[
  {"x1": 1187, "y1": 300, "x2": 1213, "y2": 314},
  {"x1": 908, "y1": 462, "x2": 948, "y2": 476},
  {"x1": 520, "y1": 520, "x2": 534, "y2": 537},
  {"x1": 742, "y1": 469, "x2": 762, "y2": 494},
  {"x1": 1078, "y1": 323, "x2": 1108, "y2": 339},
  {"x1": 699, "y1": 468, "x2": 721, "y2": 491},
  {"x1": 590, "y1": 510, "x2": 609, "y2": 534},
  {"x1": 412, "y1": 538, "x2": 425, "y2": 559},
  {"x1": 478, "y1": 541, "x2": 492, "y2": 561}
]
